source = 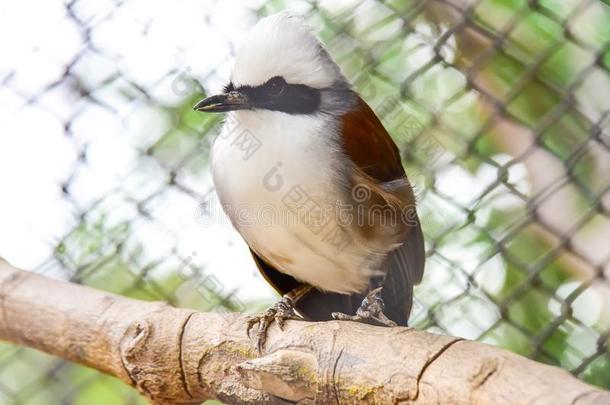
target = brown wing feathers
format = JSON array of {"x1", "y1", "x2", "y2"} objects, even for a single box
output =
[
  {"x1": 340, "y1": 96, "x2": 425, "y2": 325},
  {"x1": 340, "y1": 96, "x2": 406, "y2": 182}
]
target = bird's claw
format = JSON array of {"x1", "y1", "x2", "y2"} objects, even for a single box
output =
[
  {"x1": 332, "y1": 287, "x2": 397, "y2": 327},
  {"x1": 246, "y1": 296, "x2": 300, "y2": 354}
]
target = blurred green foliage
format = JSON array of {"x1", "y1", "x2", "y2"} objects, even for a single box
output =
[{"x1": 1, "y1": 0, "x2": 609, "y2": 403}]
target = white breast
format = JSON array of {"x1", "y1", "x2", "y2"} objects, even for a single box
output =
[{"x1": 211, "y1": 110, "x2": 377, "y2": 294}]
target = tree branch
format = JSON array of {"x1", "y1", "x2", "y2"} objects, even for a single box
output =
[{"x1": 0, "y1": 259, "x2": 608, "y2": 404}]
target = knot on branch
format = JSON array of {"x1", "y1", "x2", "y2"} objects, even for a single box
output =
[
  {"x1": 237, "y1": 349, "x2": 317, "y2": 403},
  {"x1": 118, "y1": 308, "x2": 197, "y2": 404},
  {"x1": 470, "y1": 357, "x2": 501, "y2": 389},
  {"x1": 120, "y1": 320, "x2": 152, "y2": 391}
]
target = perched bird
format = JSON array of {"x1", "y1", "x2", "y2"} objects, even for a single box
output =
[{"x1": 194, "y1": 12, "x2": 425, "y2": 353}]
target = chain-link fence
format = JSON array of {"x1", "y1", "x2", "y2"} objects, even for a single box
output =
[{"x1": 0, "y1": 0, "x2": 609, "y2": 403}]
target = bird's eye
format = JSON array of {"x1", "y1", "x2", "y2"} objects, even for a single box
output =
[{"x1": 266, "y1": 76, "x2": 286, "y2": 96}]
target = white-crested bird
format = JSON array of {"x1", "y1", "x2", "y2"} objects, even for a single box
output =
[{"x1": 194, "y1": 12, "x2": 425, "y2": 353}]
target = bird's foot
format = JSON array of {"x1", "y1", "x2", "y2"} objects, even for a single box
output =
[
  {"x1": 332, "y1": 287, "x2": 397, "y2": 327},
  {"x1": 246, "y1": 296, "x2": 301, "y2": 354}
]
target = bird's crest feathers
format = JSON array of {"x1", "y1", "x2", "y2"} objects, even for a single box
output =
[{"x1": 232, "y1": 12, "x2": 343, "y2": 89}]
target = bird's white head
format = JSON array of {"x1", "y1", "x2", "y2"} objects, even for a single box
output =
[
  {"x1": 232, "y1": 12, "x2": 342, "y2": 89},
  {"x1": 194, "y1": 12, "x2": 355, "y2": 116}
]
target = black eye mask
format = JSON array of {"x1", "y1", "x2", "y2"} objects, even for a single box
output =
[{"x1": 225, "y1": 76, "x2": 321, "y2": 114}]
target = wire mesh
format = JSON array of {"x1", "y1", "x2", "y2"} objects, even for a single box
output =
[{"x1": 0, "y1": 0, "x2": 609, "y2": 403}]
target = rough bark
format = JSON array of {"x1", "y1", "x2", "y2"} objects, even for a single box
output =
[{"x1": 0, "y1": 259, "x2": 608, "y2": 404}]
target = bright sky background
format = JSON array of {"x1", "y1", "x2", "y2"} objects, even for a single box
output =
[{"x1": 0, "y1": 0, "x2": 282, "y2": 301}]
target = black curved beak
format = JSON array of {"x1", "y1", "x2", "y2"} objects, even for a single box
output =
[{"x1": 193, "y1": 91, "x2": 250, "y2": 113}]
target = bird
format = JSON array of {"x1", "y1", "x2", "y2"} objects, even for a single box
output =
[{"x1": 194, "y1": 12, "x2": 425, "y2": 353}]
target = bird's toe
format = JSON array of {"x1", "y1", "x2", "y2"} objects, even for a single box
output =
[
  {"x1": 247, "y1": 295, "x2": 301, "y2": 354},
  {"x1": 332, "y1": 287, "x2": 397, "y2": 327}
]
